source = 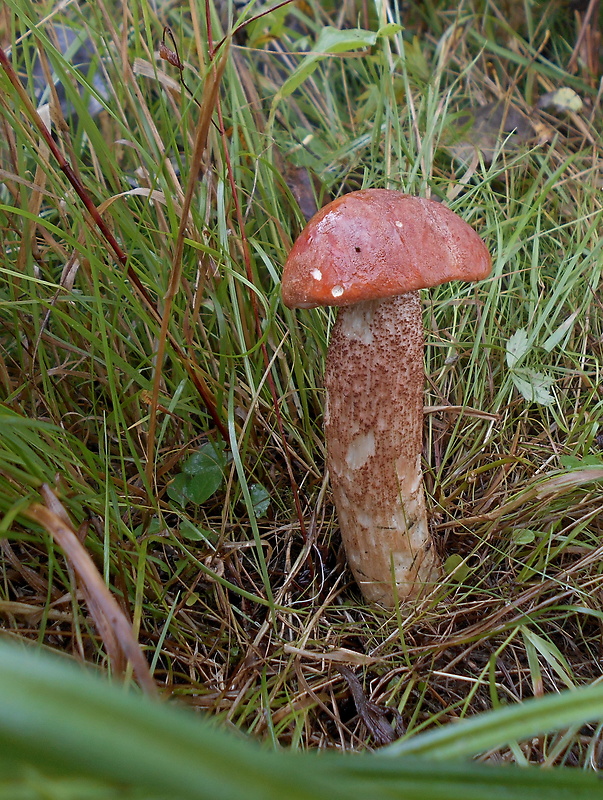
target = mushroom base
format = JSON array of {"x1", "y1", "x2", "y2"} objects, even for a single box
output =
[{"x1": 324, "y1": 293, "x2": 440, "y2": 606}]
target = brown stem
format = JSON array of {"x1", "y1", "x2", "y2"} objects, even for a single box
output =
[{"x1": 324, "y1": 293, "x2": 440, "y2": 606}]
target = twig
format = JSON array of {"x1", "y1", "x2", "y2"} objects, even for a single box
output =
[{"x1": 25, "y1": 485, "x2": 157, "y2": 697}]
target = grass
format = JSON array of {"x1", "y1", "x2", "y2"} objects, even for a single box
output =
[
  {"x1": 5, "y1": 640, "x2": 603, "y2": 799},
  {"x1": 1, "y1": 0, "x2": 603, "y2": 770}
]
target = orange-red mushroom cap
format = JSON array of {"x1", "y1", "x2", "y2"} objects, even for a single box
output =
[{"x1": 282, "y1": 189, "x2": 492, "y2": 309}]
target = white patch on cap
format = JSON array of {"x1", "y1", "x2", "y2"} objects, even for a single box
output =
[
  {"x1": 331, "y1": 285, "x2": 344, "y2": 297},
  {"x1": 394, "y1": 220, "x2": 403, "y2": 228},
  {"x1": 311, "y1": 268, "x2": 322, "y2": 281},
  {"x1": 315, "y1": 208, "x2": 340, "y2": 234}
]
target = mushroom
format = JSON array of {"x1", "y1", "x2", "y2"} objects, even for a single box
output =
[{"x1": 282, "y1": 189, "x2": 491, "y2": 606}]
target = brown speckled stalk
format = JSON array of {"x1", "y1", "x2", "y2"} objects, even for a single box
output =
[{"x1": 324, "y1": 293, "x2": 439, "y2": 606}]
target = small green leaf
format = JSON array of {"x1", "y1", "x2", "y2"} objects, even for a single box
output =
[
  {"x1": 511, "y1": 369, "x2": 555, "y2": 405},
  {"x1": 276, "y1": 27, "x2": 378, "y2": 99},
  {"x1": 133, "y1": 517, "x2": 165, "y2": 537},
  {"x1": 444, "y1": 554, "x2": 470, "y2": 582},
  {"x1": 513, "y1": 528, "x2": 537, "y2": 544},
  {"x1": 314, "y1": 26, "x2": 379, "y2": 54},
  {"x1": 166, "y1": 473, "x2": 190, "y2": 507},
  {"x1": 169, "y1": 442, "x2": 227, "y2": 507},
  {"x1": 538, "y1": 87, "x2": 583, "y2": 113},
  {"x1": 560, "y1": 455, "x2": 582, "y2": 470},
  {"x1": 506, "y1": 329, "x2": 530, "y2": 368},
  {"x1": 559, "y1": 454, "x2": 603, "y2": 470},
  {"x1": 377, "y1": 22, "x2": 404, "y2": 37},
  {"x1": 179, "y1": 520, "x2": 218, "y2": 542},
  {"x1": 580, "y1": 454, "x2": 603, "y2": 467},
  {"x1": 246, "y1": 2, "x2": 289, "y2": 46},
  {"x1": 185, "y1": 592, "x2": 200, "y2": 607},
  {"x1": 185, "y1": 469, "x2": 223, "y2": 505},
  {"x1": 182, "y1": 441, "x2": 227, "y2": 475},
  {"x1": 249, "y1": 483, "x2": 270, "y2": 518},
  {"x1": 147, "y1": 517, "x2": 164, "y2": 535}
]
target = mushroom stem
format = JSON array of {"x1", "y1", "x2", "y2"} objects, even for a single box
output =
[{"x1": 324, "y1": 292, "x2": 439, "y2": 606}]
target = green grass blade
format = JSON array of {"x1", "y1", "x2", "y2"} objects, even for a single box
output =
[
  {"x1": 0, "y1": 641, "x2": 330, "y2": 800},
  {"x1": 1, "y1": 642, "x2": 603, "y2": 799},
  {"x1": 383, "y1": 681, "x2": 603, "y2": 760}
]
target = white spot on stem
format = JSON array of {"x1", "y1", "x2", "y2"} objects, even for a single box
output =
[
  {"x1": 345, "y1": 431, "x2": 375, "y2": 470},
  {"x1": 338, "y1": 303, "x2": 375, "y2": 345}
]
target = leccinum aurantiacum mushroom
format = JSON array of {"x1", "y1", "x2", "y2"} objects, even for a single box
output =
[{"x1": 282, "y1": 189, "x2": 491, "y2": 606}]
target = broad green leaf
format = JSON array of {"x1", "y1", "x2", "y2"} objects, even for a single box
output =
[
  {"x1": 168, "y1": 442, "x2": 227, "y2": 507},
  {"x1": 0, "y1": 773, "x2": 130, "y2": 800},
  {"x1": 276, "y1": 27, "x2": 378, "y2": 99},
  {"x1": 182, "y1": 442, "x2": 227, "y2": 475},
  {"x1": 559, "y1": 454, "x2": 603, "y2": 470},
  {"x1": 511, "y1": 369, "x2": 554, "y2": 405},
  {"x1": 506, "y1": 329, "x2": 530, "y2": 368},
  {"x1": 184, "y1": 469, "x2": 223, "y2": 505},
  {"x1": 0, "y1": 641, "x2": 317, "y2": 800},
  {"x1": 167, "y1": 470, "x2": 223, "y2": 507},
  {"x1": 166, "y1": 473, "x2": 190, "y2": 507},
  {"x1": 313, "y1": 26, "x2": 379, "y2": 55}
]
